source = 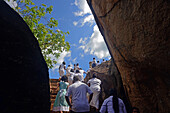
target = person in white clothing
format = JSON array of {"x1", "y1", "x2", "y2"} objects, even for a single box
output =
[
  {"x1": 66, "y1": 65, "x2": 72, "y2": 77},
  {"x1": 67, "y1": 69, "x2": 75, "y2": 85},
  {"x1": 79, "y1": 68, "x2": 86, "y2": 80},
  {"x1": 74, "y1": 70, "x2": 84, "y2": 82},
  {"x1": 92, "y1": 58, "x2": 96, "y2": 63},
  {"x1": 87, "y1": 73, "x2": 101, "y2": 112},
  {"x1": 96, "y1": 61, "x2": 100, "y2": 66},
  {"x1": 65, "y1": 76, "x2": 93, "y2": 113},
  {"x1": 100, "y1": 89, "x2": 127, "y2": 113},
  {"x1": 59, "y1": 61, "x2": 66, "y2": 78}
]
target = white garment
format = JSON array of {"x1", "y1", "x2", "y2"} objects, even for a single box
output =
[
  {"x1": 96, "y1": 63, "x2": 100, "y2": 66},
  {"x1": 68, "y1": 72, "x2": 74, "y2": 85},
  {"x1": 79, "y1": 70, "x2": 85, "y2": 81},
  {"x1": 100, "y1": 96, "x2": 127, "y2": 113},
  {"x1": 74, "y1": 73, "x2": 84, "y2": 82},
  {"x1": 66, "y1": 66, "x2": 72, "y2": 76},
  {"x1": 66, "y1": 81, "x2": 93, "y2": 112},
  {"x1": 87, "y1": 78, "x2": 101, "y2": 91},
  {"x1": 59, "y1": 64, "x2": 66, "y2": 77},
  {"x1": 87, "y1": 78, "x2": 101, "y2": 109}
]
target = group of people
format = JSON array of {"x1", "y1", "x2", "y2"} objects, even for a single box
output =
[
  {"x1": 53, "y1": 60, "x2": 140, "y2": 113},
  {"x1": 58, "y1": 61, "x2": 86, "y2": 85}
]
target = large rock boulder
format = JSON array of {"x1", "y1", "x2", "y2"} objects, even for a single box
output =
[
  {"x1": 86, "y1": 0, "x2": 170, "y2": 112},
  {"x1": 84, "y1": 59, "x2": 131, "y2": 112},
  {"x1": 0, "y1": 1, "x2": 50, "y2": 113}
]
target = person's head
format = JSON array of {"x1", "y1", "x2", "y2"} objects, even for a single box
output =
[
  {"x1": 109, "y1": 88, "x2": 117, "y2": 96},
  {"x1": 61, "y1": 76, "x2": 68, "y2": 82},
  {"x1": 68, "y1": 65, "x2": 70, "y2": 67},
  {"x1": 76, "y1": 63, "x2": 79, "y2": 66},
  {"x1": 70, "y1": 69, "x2": 74, "y2": 72},
  {"x1": 73, "y1": 76, "x2": 79, "y2": 83},
  {"x1": 132, "y1": 107, "x2": 140, "y2": 113},
  {"x1": 92, "y1": 73, "x2": 97, "y2": 78},
  {"x1": 93, "y1": 58, "x2": 95, "y2": 60},
  {"x1": 103, "y1": 59, "x2": 105, "y2": 61},
  {"x1": 76, "y1": 70, "x2": 80, "y2": 73},
  {"x1": 97, "y1": 61, "x2": 99, "y2": 63},
  {"x1": 74, "y1": 64, "x2": 76, "y2": 66},
  {"x1": 62, "y1": 61, "x2": 66, "y2": 65}
]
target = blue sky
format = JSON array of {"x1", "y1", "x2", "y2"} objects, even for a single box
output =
[{"x1": 6, "y1": 0, "x2": 111, "y2": 79}]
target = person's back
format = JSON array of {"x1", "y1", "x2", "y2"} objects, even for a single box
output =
[
  {"x1": 100, "y1": 96, "x2": 127, "y2": 113},
  {"x1": 66, "y1": 76, "x2": 93, "y2": 113},
  {"x1": 100, "y1": 89, "x2": 127, "y2": 113}
]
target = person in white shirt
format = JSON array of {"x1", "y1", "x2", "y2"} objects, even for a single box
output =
[
  {"x1": 93, "y1": 58, "x2": 96, "y2": 63},
  {"x1": 87, "y1": 73, "x2": 101, "y2": 112},
  {"x1": 65, "y1": 76, "x2": 93, "y2": 113},
  {"x1": 96, "y1": 61, "x2": 100, "y2": 66},
  {"x1": 79, "y1": 68, "x2": 87, "y2": 80},
  {"x1": 59, "y1": 61, "x2": 66, "y2": 78},
  {"x1": 66, "y1": 65, "x2": 72, "y2": 77},
  {"x1": 67, "y1": 69, "x2": 75, "y2": 85},
  {"x1": 100, "y1": 89, "x2": 127, "y2": 113},
  {"x1": 74, "y1": 70, "x2": 84, "y2": 82},
  {"x1": 75, "y1": 63, "x2": 79, "y2": 71}
]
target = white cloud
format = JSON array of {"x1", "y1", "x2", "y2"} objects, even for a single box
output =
[
  {"x1": 73, "y1": 21, "x2": 78, "y2": 26},
  {"x1": 73, "y1": 0, "x2": 91, "y2": 16},
  {"x1": 80, "y1": 53, "x2": 84, "y2": 57},
  {"x1": 5, "y1": 0, "x2": 17, "y2": 8},
  {"x1": 52, "y1": 51, "x2": 71, "y2": 70},
  {"x1": 73, "y1": 0, "x2": 95, "y2": 27},
  {"x1": 79, "y1": 25, "x2": 110, "y2": 59},
  {"x1": 79, "y1": 37, "x2": 88, "y2": 44},
  {"x1": 72, "y1": 57, "x2": 77, "y2": 63}
]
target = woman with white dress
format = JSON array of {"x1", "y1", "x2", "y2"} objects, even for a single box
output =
[
  {"x1": 59, "y1": 61, "x2": 66, "y2": 78},
  {"x1": 100, "y1": 89, "x2": 127, "y2": 113},
  {"x1": 87, "y1": 73, "x2": 101, "y2": 112}
]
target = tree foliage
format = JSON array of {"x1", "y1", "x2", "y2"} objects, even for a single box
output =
[{"x1": 12, "y1": 0, "x2": 70, "y2": 68}]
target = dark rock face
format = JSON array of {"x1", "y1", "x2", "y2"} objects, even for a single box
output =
[
  {"x1": 87, "y1": 0, "x2": 170, "y2": 112},
  {"x1": 0, "y1": 1, "x2": 50, "y2": 113},
  {"x1": 84, "y1": 59, "x2": 131, "y2": 112}
]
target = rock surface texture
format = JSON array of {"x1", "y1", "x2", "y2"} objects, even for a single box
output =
[
  {"x1": 86, "y1": 0, "x2": 170, "y2": 113},
  {"x1": 84, "y1": 59, "x2": 131, "y2": 112},
  {"x1": 0, "y1": 1, "x2": 50, "y2": 113}
]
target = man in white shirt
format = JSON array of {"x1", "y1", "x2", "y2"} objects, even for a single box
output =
[
  {"x1": 66, "y1": 65, "x2": 72, "y2": 77},
  {"x1": 87, "y1": 73, "x2": 101, "y2": 112},
  {"x1": 79, "y1": 68, "x2": 87, "y2": 81},
  {"x1": 65, "y1": 76, "x2": 93, "y2": 113},
  {"x1": 74, "y1": 70, "x2": 84, "y2": 82}
]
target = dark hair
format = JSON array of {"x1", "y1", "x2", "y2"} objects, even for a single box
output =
[
  {"x1": 68, "y1": 65, "x2": 70, "y2": 67},
  {"x1": 76, "y1": 63, "x2": 79, "y2": 66},
  {"x1": 73, "y1": 76, "x2": 79, "y2": 83},
  {"x1": 132, "y1": 107, "x2": 140, "y2": 113},
  {"x1": 61, "y1": 76, "x2": 68, "y2": 82},
  {"x1": 93, "y1": 58, "x2": 95, "y2": 59},
  {"x1": 70, "y1": 69, "x2": 74, "y2": 72},
  {"x1": 109, "y1": 89, "x2": 119, "y2": 113},
  {"x1": 62, "y1": 61, "x2": 66, "y2": 65},
  {"x1": 97, "y1": 61, "x2": 99, "y2": 63},
  {"x1": 92, "y1": 73, "x2": 96, "y2": 78},
  {"x1": 76, "y1": 70, "x2": 80, "y2": 73}
]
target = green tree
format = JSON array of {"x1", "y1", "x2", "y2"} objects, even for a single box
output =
[{"x1": 11, "y1": 0, "x2": 70, "y2": 68}]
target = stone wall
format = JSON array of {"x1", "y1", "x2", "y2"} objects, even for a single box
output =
[{"x1": 86, "y1": 0, "x2": 170, "y2": 112}]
